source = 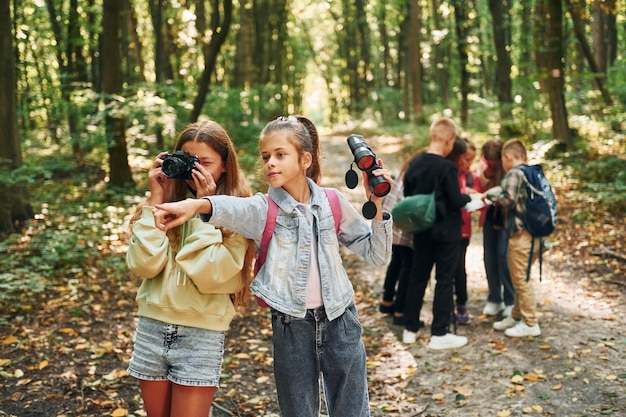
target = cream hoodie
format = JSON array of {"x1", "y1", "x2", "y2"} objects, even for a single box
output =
[{"x1": 126, "y1": 206, "x2": 247, "y2": 331}]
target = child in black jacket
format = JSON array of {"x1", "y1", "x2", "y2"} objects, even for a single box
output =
[{"x1": 401, "y1": 117, "x2": 471, "y2": 350}]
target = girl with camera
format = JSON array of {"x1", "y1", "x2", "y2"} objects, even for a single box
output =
[
  {"x1": 151, "y1": 115, "x2": 393, "y2": 417},
  {"x1": 126, "y1": 121, "x2": 256, "y2": 417}
]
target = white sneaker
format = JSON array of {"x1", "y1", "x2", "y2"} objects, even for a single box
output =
[
  {"x1": 402, "y1": 329, "x2": 418, "y2": 344},
  {"x1": 483, "y1": 302, "x2": 504, "y2": 316},
  {"x1": 505, "y1": 322, "x2": 541, "y2": 337},
  {"x1": 502, "y1": 305, "x2": 513, "y2": 318},
  {"x1": 493, "y1": 316, "x2": 518, "y2": 331},
  {"x1": 427, "y1": 333, "x2": 468, "y2": 350}
]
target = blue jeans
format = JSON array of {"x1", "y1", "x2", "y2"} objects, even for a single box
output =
[
  {"x1": 271, "y1": 304, "x2": 370, "y2": 417},
  {"x1": 483, "y1": 210, "x2": 514, "y2": 306}
]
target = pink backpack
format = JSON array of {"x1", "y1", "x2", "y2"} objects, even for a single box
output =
[{"x1": 254, "y1": 188, "x2": 342, "y2": 307}]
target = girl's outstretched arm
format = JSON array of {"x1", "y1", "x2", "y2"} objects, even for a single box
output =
[{"x1": 153, "y1": 198, "x2": 213, "y2": 231}]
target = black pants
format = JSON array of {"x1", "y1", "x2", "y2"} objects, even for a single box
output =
[
  {"x1": 403, "y1": 234, "x2": 460, "y2": 336},
  {"x1": 382, "y1": 244, "x2": 413, "y2": 313}
]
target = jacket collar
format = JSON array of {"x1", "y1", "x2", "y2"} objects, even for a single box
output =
[{"x1": 267, "y1": 177, "x2": 325, "y2": 213}]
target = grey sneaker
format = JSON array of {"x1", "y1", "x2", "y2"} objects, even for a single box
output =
[
  {"x1": 427, "y1": 333, "x2": 468, "y2": 350},
  {"x1": 505, "y1": 322, "x2": 541, "y2": 337},
  {"x1": 493, "y1": 316, "x2": 518, "y2": 331}
]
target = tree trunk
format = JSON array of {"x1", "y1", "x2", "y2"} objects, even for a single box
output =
[
  {"x1": 565, "y1": 0, "x2": 613, "y2": 105},
  {"x1": 408, "y1": 0, "x2": 424, "y2": 122},
  {"x1": 150, "y1": 0, "x2": 173, "y2": 82},
  {"x1": 453, "y1": 0, "x2": 470, "y2": 124},
  {"x1": 534, "y1": 0, "x2": 574, "y2": 150},
  {"x1": 430, "y1": 0, "x2": 449, "y2": 106},
  {"x1": 190, "y1": 0, "x2": 233, "y2": 123},
  {"x1": 233, "y1": 0, "x2": 254, "y2": 87},
  {"x1": 0, "y1": 0, "x2": 33, "y2": 233},
  {"x1": 102, "y1": 0, "x2": 134, "y2": 187},
  {"x1": 488, "y1": 0, "x2": 514, "y2": 135}
]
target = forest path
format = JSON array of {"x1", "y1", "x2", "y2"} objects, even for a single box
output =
[{"x1": 316, "y1": 133, "x2": 626, "y2": 417}]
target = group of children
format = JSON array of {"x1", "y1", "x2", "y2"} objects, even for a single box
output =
[
  {"x1": 380, "y1": 117, "x2": 543, "y2": 349},
  {"x1": 125, "y1": 114, "x2": 542, "y2": 416}
]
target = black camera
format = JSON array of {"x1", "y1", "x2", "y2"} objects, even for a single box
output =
[
  {"x1": 161, "y1": 150, "x2": 200, "y2": 180},
  {"x1": 346, "y1": 134, "x2": 391, "y2": 197}
]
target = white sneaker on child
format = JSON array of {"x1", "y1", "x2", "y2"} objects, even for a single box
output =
[
  {"x1": 483, "y1": 302, "x2": 504, "y2": 316},
  {"x1": 502, "y1": 305, "x2": 513, "y2": 318},
  {"x1": 402, "y1": 329, "x2": 418, "y2": 344},
  {"x1": 493, "y1": 316, "x2": 518, "y2": 331},
  {"x1": 427, "y1": 333, "x2": 468, "y2": 350},
  {"x1": 505, "y1": 322, "x2": 541, "y2": 337}
]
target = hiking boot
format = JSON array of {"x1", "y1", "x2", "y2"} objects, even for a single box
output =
[
  {"x1": 502, "y1": 305, "x2": 513, "y2": 318},
  {"x1": 427, "y1": 333, "x2": 468, "y2": 350},
  {"x1": 402, "y1": 329, "x2": 418, "y2": 344},
  {"x1": 483, "y1": 302, "x2": 504, "y2": 316},
  {"x1": 493, "y1": 316, "x2": 518, "y2": 331},
  {"x1": 379, "y1": 302, "x2": 394, "y2": 315},
  {"x1": 505, "y1": 322, "x2": 541, "y2": 337},
  {"x1": 456, "y1": 305, "x2": 470, "y2": 325}
]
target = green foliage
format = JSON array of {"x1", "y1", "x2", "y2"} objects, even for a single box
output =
[
  {"x1": 570, "y1": 155, "x2": 626, "y2": 213},
  {"x1": 0, "y1": 144, "x2": 133, "y2": 301}
]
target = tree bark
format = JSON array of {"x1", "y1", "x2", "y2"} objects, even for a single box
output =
[
  {"x1": 452, "y1": 0, "x2": 470, "y2": 124},
  {"x1": 0, "y1": 0, "x2": 33, "y2": 233},
  {"x1": 233, "y1": 0, "x2": 254, "y2": 87},
  {"x1": 102, "y1": 0, "x2": 134, "y2": 187},
  {"x1": 565, "y1": 0, "x2": 613, "y2": 106},
  {"x1": 534, "y1": 0, "x2": 574, "y2": 150},
  {"x1": 408, "y1": 0, "x2": 424, "y2": 122},
  {"x1": 488, "y1": 0, "x2": 514, "y2": 135},
  {"x1": 190, "y1": 0, "x2": 233, "y2": 123}
]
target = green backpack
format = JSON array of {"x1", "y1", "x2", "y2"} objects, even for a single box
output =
[{"x1": 391, "y1": 192, "x2": 436, "y2": 233}]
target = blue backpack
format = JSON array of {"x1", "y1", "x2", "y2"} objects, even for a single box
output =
[{"x1": 515, "y1": 164, "x2": 557, "y2": 281}]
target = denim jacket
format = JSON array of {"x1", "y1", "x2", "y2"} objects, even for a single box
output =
[{"x1": 203, "y1": 178, "x2": 392, "y2": 321}]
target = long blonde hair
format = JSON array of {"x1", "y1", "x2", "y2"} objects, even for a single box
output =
[{"x1": 130, "y1": 121, "x2": 256, "y2": 312}]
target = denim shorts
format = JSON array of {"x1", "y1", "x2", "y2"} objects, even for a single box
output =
[{"x1": 127, "y1": 316, "x2": 225, "y2": 387}]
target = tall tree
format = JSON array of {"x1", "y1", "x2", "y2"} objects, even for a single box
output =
[
  {"x1": 429, "y1": 0, "x2": 450, "y2": 105},
  {"x1": 407, "y1": 0, "x2": 424, "y2": 122},
  {"x1": 488, "y1": 0, "x2": 514, "y2": 135},
  {"x1": 149, "y1": 0, "x2": 174, "y2": 82},
  {"x1": 0, "y1": 0, "x2": 33, "y2": 233},
  {"x1": 566, "y1": 0, "x2": 613, "y2": 106},
  {"x1": 452, "y1": 0, "x2": 470, "y2": 124},
  {"x1": 233, "y1": 0, "x2": 254, "y2": 87},
  {"x1": 102, "y1": 0, "x2": 134, "y2": 187},
  {"x1": 534, "y1": 0, "x2": 574, "y2": 150},
  {"x1": 190, "y1": 0, "x2": 233, "y2": 122}
]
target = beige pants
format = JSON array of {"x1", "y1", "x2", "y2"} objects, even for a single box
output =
[{"x1": 507, "y1": 230, "x2": 540, "y2": 326}]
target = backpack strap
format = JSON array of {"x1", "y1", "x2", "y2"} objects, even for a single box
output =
[
  {"x1": 254, "y1": 189, "x2": 342, "y2": 308},
  {"x1": 255, "y1": 195, "x2": 279, "y2": 275},
  {"x1": 325, "y1": 188, "x2": 342, "y2": 234},
  {"x1": 526, "y1": 237, "x2": 543, "y2": 282}
]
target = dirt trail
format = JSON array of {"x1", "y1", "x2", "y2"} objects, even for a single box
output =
[{"x1": 320, "y1": 134, "x2": 626, "y2": 417}]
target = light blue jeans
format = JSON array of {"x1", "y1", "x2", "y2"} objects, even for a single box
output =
[{"x1": 271, "y1": 303, "x2": 370, "y2": 417}]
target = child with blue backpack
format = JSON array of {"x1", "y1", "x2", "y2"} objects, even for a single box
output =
[
  {"x1": 152, "y1": 115, "x2": 393, "y2": 417},
  {"x1": 485, "y1": 139, "x2": 546, "y2": 337}
]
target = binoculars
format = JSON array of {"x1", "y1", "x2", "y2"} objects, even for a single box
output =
[{"x1": 346, "y1": 134, "x2": 391, "y2": 197}]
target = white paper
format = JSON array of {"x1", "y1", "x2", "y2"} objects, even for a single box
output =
[{"x1": 464, "y1": 195, "x2": 492, "y2": 212}]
